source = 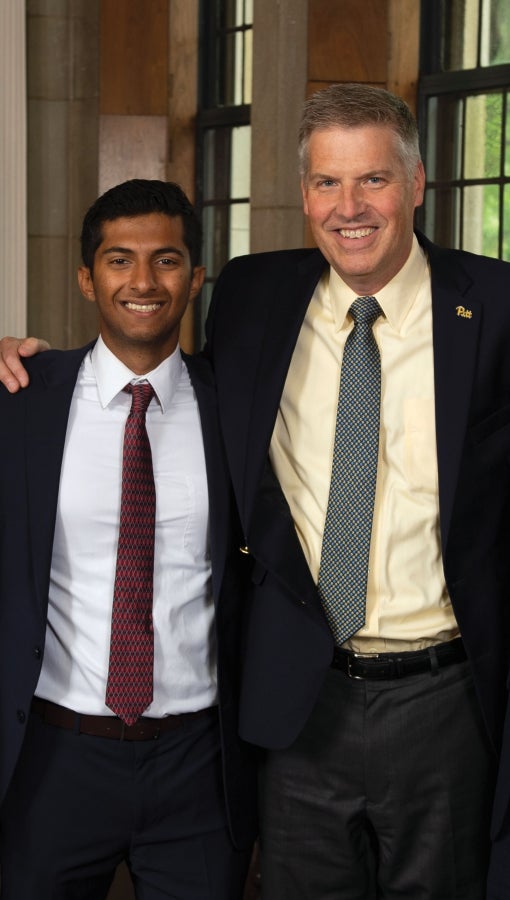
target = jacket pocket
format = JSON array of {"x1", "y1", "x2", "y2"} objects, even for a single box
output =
[{"x1": 470, "y1": 402, "x2": 510, "y2": 446}]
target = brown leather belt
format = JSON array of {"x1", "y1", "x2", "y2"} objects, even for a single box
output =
[
  {"x1": 31, "y1": 697, "x2": 215, "y2": 741},
  {"x1": 331, "y1": 637, "x2": 467, "y2": 680}
]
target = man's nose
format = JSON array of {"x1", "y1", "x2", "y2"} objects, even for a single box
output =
[
  {"x1": 129, "y1": 261, "x2": 157, "y2": 292},
  {"x1": 334, "y1": 184, "x2": 365, "y2": 219}
]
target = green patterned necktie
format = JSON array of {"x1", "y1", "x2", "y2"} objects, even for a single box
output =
[{"x1": 318, "y1": 295, "x2": 382, "y2": 646}]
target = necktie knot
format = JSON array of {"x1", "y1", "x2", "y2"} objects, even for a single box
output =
[
  {"x1": 350, "y1": 295, "x2": 382, "y2": 328},
  {"x1": 127, "y1": 382, "x2": 154, "y2": 415}
]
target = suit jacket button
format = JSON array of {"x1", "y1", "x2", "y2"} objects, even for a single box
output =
[
  {"x1": 300, "y1": 599, "x2": 307, "y2": 606},
  {"x1": 33, "y1": 646, "x2": 42, "y2": 659},
  {"x1": 239, "y1": 545, "x2": 250, "y2": 555},
  {"x1": 17, "y1": 710, "x2": 26, "y2": 723}
]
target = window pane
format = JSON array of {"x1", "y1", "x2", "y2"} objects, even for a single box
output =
[
  {"x1": 504, "y1": 185, "x2": 510, "y2": 260},
  {"x1": 203, "y1": 129, "x2": 231, "y2": 202},
  {"x1": 423, "y1": 187, "x2": 462, "y2": 249},
  {"x1": 506, "y1": 94, "x2": 510, "y2": 177},
  {"x1": 229, "y1": 202, "x2": 250, "y2": 257},
  {"x1": 218, "y1": 31, "x2": 237, "y2": 105},
  {"x1": 424, "y1": 188, "x2": 461, "y2": 248},
  {"x1": 481, "y1": 0, "x2": 510, "y2": 65},
  {"x1": 464, "y1": 93, "x2": 502, "y2": 179},
  {"x1": 217, "y1": 25, "x2": 251, "y2": 105},
  {"x1": 463, "y1": 184, "x2": 499, "y2": 255},
  {"x1": 224, "y1": 0, "x2": 247, "y2": 28},
  {"x1": 243, "y1": 27, "x2": 253, "y2": 104},
  {"x1": 202, "y1": 131, "x2": 216, "y2": 202},
  {"x1": 442, "y1": 0, "x2": 480, "y2": 70},
  {"x1": 231, "y1": 125, "x2": 251, "y2": 198},
  {"x1": 233, "y1": 30, "x2": 244, "y2": 105},
  {"x1": 425, "y1": 95, "x2": 462, "y2": 182},
  {"x1": 440, "y1": 0, "x2": 510, "y2": 69},
  {"x1": 202, "y1": 204, "x2": 229, "y2": 279}
]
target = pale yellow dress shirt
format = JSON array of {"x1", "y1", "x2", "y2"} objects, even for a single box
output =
[{"x1": 269, "y1": 237, "x2": 459, "y2": 652}]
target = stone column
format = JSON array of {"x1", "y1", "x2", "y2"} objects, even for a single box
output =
[
  {"x1": 0, "y1": 1, "x2": 27, "y2": 336},
  {"x1": 250, "y1": 0, "x2": 308, "y2": 251}
]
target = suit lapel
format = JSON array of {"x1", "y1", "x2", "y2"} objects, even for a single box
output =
[
  {"x1": 25, "y1": 346, "x2": 93, "y2": 608},
  {"x1": 183, "y1": 351, "x2": 230, "y2": 601},
  {"x1": 423, "y1": 236, "x2": 482, "y2": 548},
  {"x1": 241, "y1": 250, "x2": 327, "y2": 607}
]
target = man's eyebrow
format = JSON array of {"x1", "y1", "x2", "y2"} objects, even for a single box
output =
[
  {"x1": 308, "y1": 168, "x2": 394, "y2": 181},
  {"x1": 101, "y1": 245, "x2": 185, "y2": 257}
]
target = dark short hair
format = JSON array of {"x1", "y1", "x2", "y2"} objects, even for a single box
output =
[
  {"x1": 298, "y1": 83, "x2": 421, "y2": 180},
  {"x1": 80, "y1": 179, "x2": 203, "y2": 270}
]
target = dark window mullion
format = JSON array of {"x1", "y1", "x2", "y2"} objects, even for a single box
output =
[
  {"x1": 477, "y1": 0, "x2": 483, "y2": 68},
  {"x1": 499, "y1": 90, "x2": 508, "y2": 257},
  {"x1": 458, "y1": 97, "x2": 466, "y2": 250}
]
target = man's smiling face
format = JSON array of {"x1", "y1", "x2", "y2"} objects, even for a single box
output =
[
  {"x1": 78, "y1": 212, "x2": 204, "y2": 373},
  {"x1": 301, "y1": 124, "x2": 425, "y2": 296}
]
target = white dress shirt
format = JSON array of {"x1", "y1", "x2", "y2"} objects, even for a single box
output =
[{"x1": 36, "y1": 336, "x2": 217, "y2": 715}]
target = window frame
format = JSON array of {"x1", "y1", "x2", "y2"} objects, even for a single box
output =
[
  {"x1": 417, "y1": 0, "x2": 510, "y2": 259},
  {"x1": 195, "y1": 0, "x2": 252, "y2": 346}
]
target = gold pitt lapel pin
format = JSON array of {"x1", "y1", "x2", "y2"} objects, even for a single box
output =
[{"x1": 455, "y1": 305, "x2": 473, "y2": 319}]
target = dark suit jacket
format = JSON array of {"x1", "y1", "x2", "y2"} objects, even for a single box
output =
[
  {"x1": 204, "y1": 231, "x2": 510, "y2": 839},
  {"x1": 0, "y1": 343, "x2": 257, "y2": 850}
]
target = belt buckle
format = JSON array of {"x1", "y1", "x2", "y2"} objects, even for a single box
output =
[{"x1": 346, "y1": 651, "x2": 379, "y2": 679}]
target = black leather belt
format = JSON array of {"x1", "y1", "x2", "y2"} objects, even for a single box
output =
[
  {"x1": 31, "y1": 698, "x2": 215, "y2": 741},
  {"x1": 331, "y1": 637, "x2": 466, "y2": 680}
]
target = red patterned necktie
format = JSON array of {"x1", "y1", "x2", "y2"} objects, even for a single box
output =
[{"x1": 105, "y1": 382, "x2": 156, "y2": 725}]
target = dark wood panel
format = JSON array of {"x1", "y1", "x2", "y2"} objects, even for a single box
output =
[
  {"x1": 100, "y1": 0, "x2": 168, "y2": 115},
  {"x1": 308, "y1": 0, "x2": 388, "y2": 84}
]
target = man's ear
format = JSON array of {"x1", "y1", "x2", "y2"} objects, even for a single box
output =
[
  {"x1": 77, "y1": 266, "x2": 95, "y2": 303},
  {"x1": 301, "y1": 179, "x2": 310, "y2": 217},
  {"x1": 189, "y1": 265, "x2": 206, "y2": 301}
]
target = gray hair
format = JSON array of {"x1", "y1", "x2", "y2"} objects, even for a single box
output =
[{"x1": 298, "y1": 83, "x2": 422, "y2": 180}]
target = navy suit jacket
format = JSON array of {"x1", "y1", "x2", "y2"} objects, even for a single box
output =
[
  {"x1": 204, "y1": 231, "x2": 510, "y2": 842},
  {"x1": 0, "y1": 343, "x2": 257, "y2": 850}
]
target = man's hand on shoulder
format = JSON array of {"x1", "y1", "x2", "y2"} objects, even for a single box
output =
[{"x1": 0, "y1": 337, "x2": 51, "y2": 393}]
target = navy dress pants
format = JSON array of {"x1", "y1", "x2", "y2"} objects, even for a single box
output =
[{"x1": 0, "y1": 707, "x2": 251, "y2": 899}]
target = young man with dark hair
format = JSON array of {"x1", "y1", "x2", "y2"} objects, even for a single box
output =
[{"x1": 0, "y1": 179, "x2": 256, "y2": 900}]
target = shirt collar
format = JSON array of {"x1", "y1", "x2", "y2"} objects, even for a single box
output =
[
  {"x1": 328, "y1": 235, "x2": 429, "y2": 332},
  {"x1": 91, "y1": 335, "x2": 183, "y2": 412}
]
